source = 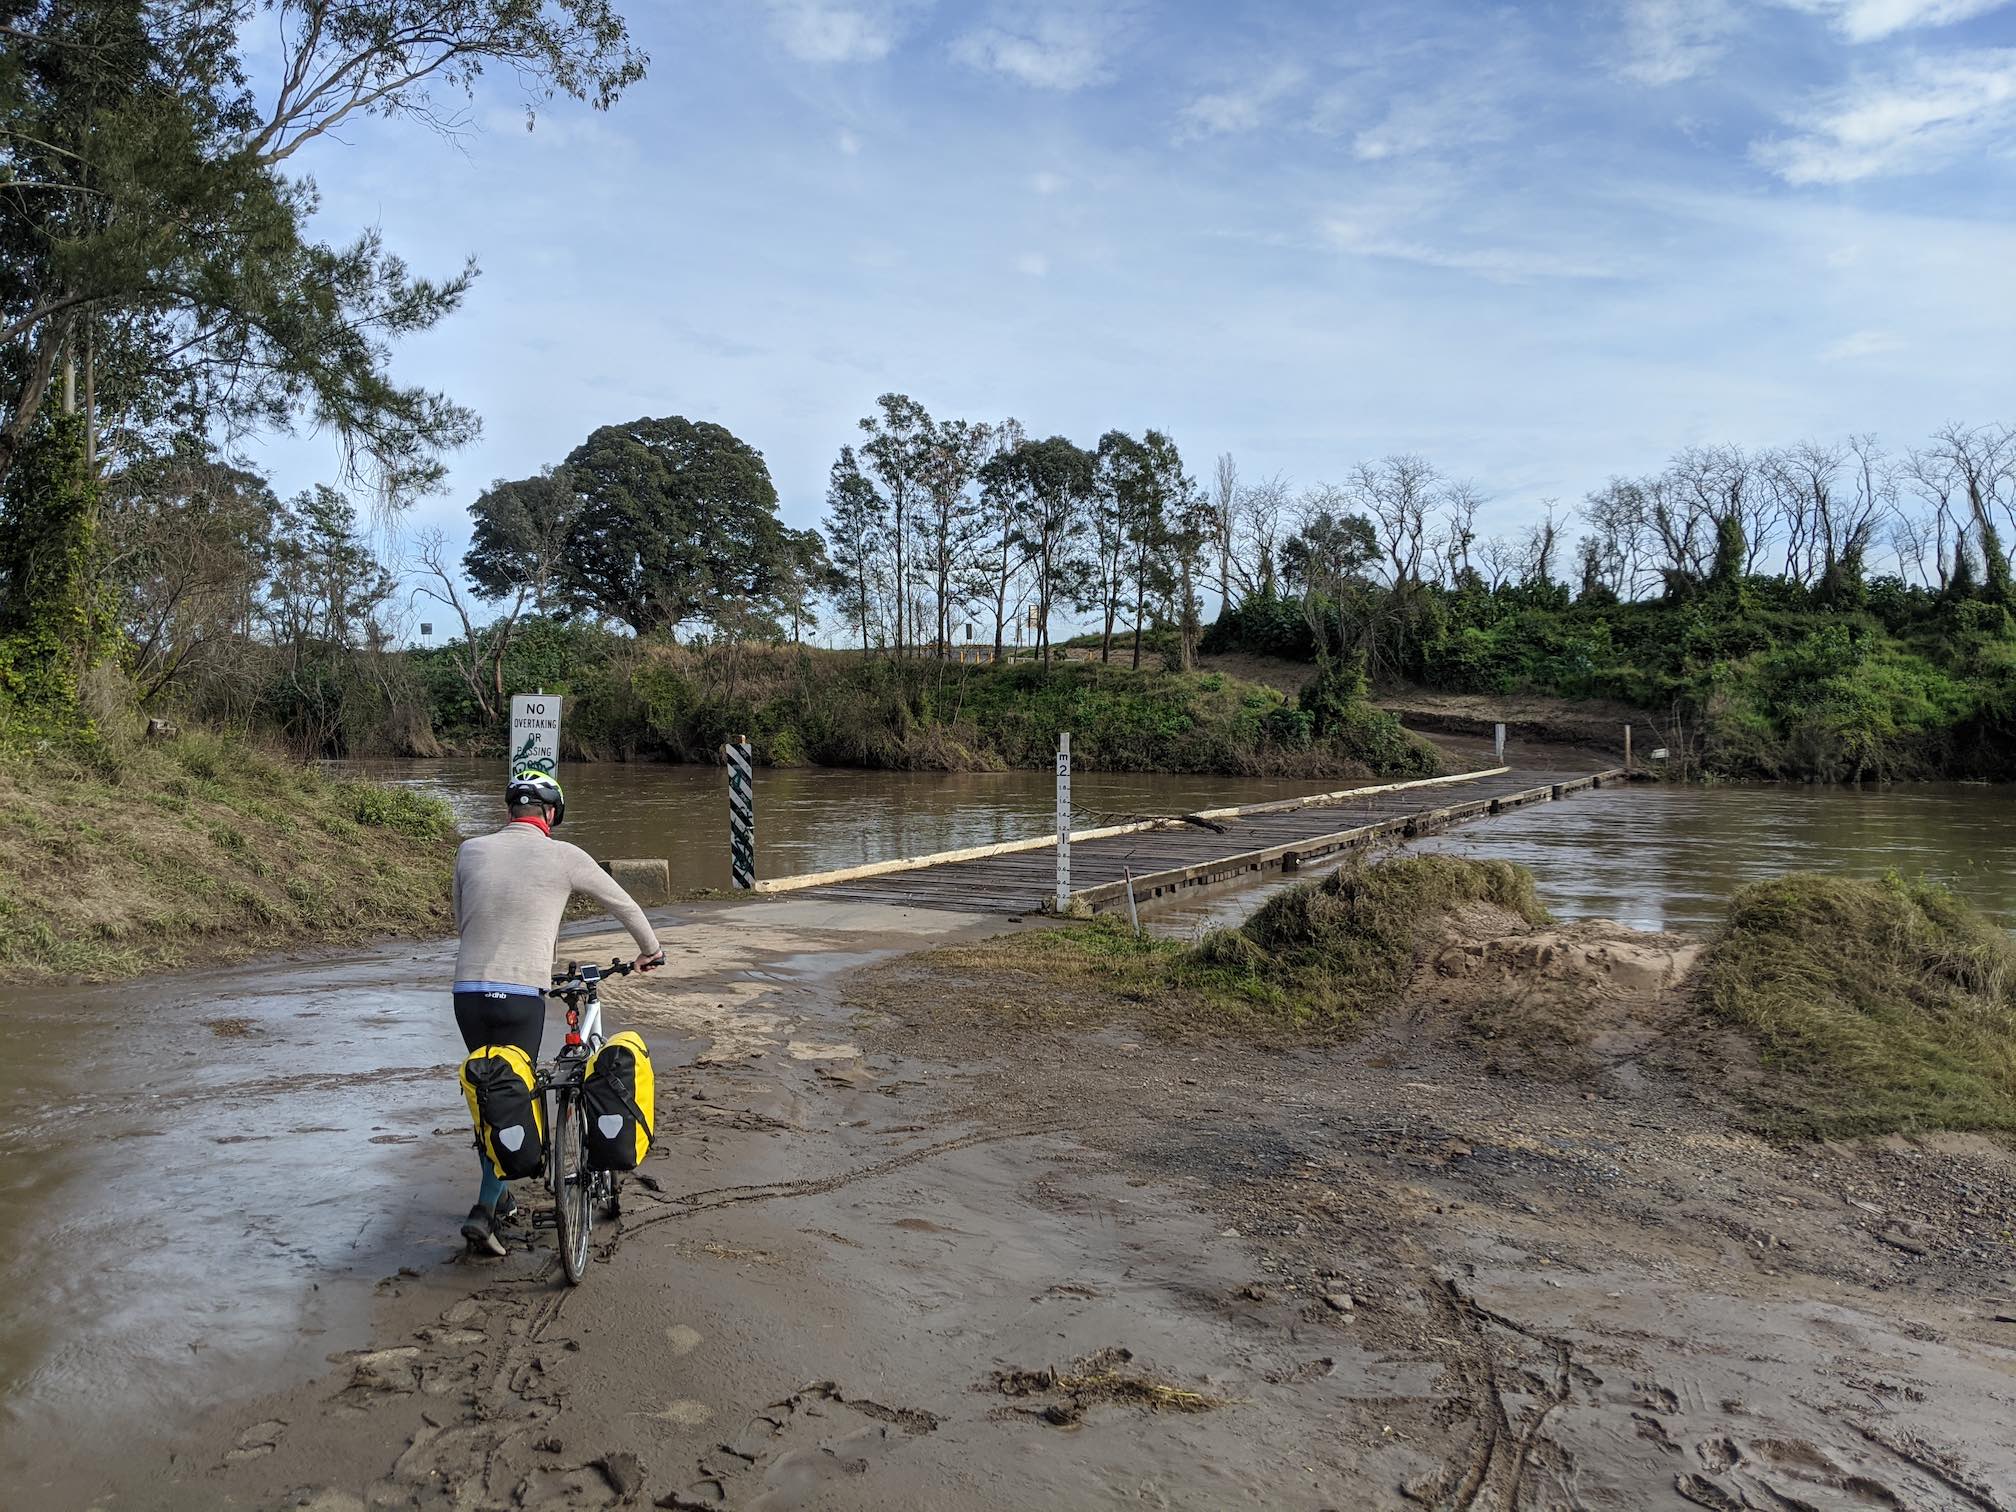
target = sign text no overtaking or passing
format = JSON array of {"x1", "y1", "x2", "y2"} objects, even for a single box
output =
[{"x1": 509, "y1": 695, "x2": 562, "y2": 775}]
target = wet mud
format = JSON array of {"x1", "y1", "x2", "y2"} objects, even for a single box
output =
[{"x1": 5, "y1": 895, "x2": 2015, "y2": 1510}]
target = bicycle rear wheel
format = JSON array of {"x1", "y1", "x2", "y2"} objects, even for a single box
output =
[{"x1": 550, "y1": 1089, "x2": 594, "y2": 1285}]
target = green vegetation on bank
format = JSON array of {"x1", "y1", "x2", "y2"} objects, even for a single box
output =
[
  {"x1": 908, "y1": 855, "x2": 1543, "y2": 1041},
  {"x1": 409, "y1": 631, "x2": 1439, "y2": 777},
  {"x1": 1206, "y1": 579, "x2": 2016, "y2": 781},
  {"x1": 0, "y1": 729, "x2": 457, "y2": 981},
  {"x1": 911, "y1": 855, "x2": 2016, "y2": 1140},
  {"x1": 1699, "y1": 874, "x2": 2016, "y2": 1138}
]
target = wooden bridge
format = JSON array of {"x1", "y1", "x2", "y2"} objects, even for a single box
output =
[{"x1": 754, "y1": 764, "x2": 1627, "y2": 918}]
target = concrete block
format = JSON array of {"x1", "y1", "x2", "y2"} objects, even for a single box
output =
[{"x1": 603, "y1": 858, "x2": 671, "y2": 907}]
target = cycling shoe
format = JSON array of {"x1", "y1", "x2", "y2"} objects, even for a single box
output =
[{"x1": 461, "y1": 1204, "x2": 507, "y2": 1257}]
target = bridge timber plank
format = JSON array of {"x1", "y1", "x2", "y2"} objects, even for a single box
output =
[{"x1": 788, "y1": 765, "x2": 1626, "y2": 916}]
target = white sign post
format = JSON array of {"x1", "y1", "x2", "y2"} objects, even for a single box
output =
[
  {"x1": 509, "y1": 693, "x2": 562, "y2": 775},
  {"x1": 1055, "y1": 731, "x2": 1071, "y2": 913}
]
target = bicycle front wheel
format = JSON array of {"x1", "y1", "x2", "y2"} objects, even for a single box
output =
[{"x1": 550, "y1": 1089, "x2": 594, "y2": 1285}]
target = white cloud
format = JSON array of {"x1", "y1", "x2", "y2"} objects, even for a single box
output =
[
  {"x1": 1779, "y1": 0, "x2": 2014, "y2": 42},
  {"x1": 760, "y1": 1, "x2": 908, "y2": 64},
  {"x1": 1753, "y1": 49, "x2": 2016, "y2": 183},
  {"x1": 1177, "y1": 63, "x2": 1306, "y2": 140},
  {"x1": 952, "y1": 9, "x2": 1123, "y2": 91},
  {"x1": 837, "y1": 128, "x2": 863, "y2": 155},
  {"x1": 1819, "y1": 328, "x2": 1905, "y2": 359},
  {"x1": 1015, "y1": 251, "x2": 1050, "y2": 276},
  {"x1": 1320, "y1": 217, "x2": 1620, "y2": 282},
  {"x1": 1030, "y1": 169, "x2": 1066, "y2": 193},
  {"x1": 1350, "y1": 91, "x2": 1515, "y2": 161},
  {"x1": 1618, "y1": 0, "x2": 1740, "y2": 86}
]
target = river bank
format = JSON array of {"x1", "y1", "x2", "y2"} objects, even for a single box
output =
[
  {"x1": 0, "y1": 733, "x2": 459, "y2": 981},
  {"x1": 11, "y1": 871, "x2": 2012, "y2": 1510}
]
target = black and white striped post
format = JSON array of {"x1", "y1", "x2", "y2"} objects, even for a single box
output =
[
  {"x1": 725, "y1": 734, "x2": 755, "y2": 890},
  {"x1": 1054, "y1": 731, "x2": 1071, "y2": 913}
]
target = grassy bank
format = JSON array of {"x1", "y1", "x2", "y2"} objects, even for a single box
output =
[
  {"x1": 0, "y1": 731, "x2": 458, "y2": 980},
  {"x1": 896, "y1": 855, "x2": 2016, "y2": 1140},
  {"x1": 1699, "y1": 874, "x2": 2016, "y2": 1138},
  {"x1": 412, "y1": 631, "x2": 1441, "y2": 779},
  {"x1": 895, "y1": 855, "x2": 1545, "y2": 1042}
]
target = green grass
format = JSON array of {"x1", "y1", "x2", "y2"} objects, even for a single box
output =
[
  {"x1": 0, "y1": 732, "x2": 459, "y2": 981},
  {"x1": 1698, "y1": 873, "x2": 2016, "y2": 1138},
  {"x1": 905, "y1": 854, "x2": 1547, "y2": 1042}
]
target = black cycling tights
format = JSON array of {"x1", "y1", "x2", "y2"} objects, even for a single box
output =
[{"x1": 453, "y1": 990, "x2": 545, "y2": 1062}]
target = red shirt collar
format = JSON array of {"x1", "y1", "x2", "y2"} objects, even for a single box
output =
[{"x1": 510, "y1": 815, "x2": 552, "y2": 837}]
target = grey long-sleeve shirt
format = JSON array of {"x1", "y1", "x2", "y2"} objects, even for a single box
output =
[{"x1": 451, "y1": 823, "x2": 660, "y2": 992}]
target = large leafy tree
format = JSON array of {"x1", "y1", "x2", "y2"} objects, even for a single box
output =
[
  {"x1": 542, "y1": 415, "x2": 812, "y2": 636},
  {"x1": 1, "y1": 0, "x2": 644, "y2": 733},
  {"x1": 1, "y1": 0, "x2": 644, "y2": 493}
]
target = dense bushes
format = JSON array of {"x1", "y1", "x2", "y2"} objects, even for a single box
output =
[
  {"x1": 1204, "y1": 576, "x2": 2016, "y2": 781},
  {"x1": 408, "y1": 633, "x2": 1440, "y2": 778}
]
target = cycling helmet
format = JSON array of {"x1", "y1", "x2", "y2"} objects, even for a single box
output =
[{"x1": 505, "y1": 766, "x2": 565, "y2": 827}]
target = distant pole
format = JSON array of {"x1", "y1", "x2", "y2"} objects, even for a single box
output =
[
  {"x1": 1493, "y1": 722, "x2": 1506, "y2": 765},
  {"x1": 1124, "y1": 866, "x2": 1141, "y2": 935},
  {"x1": 726, "y1": 735, "x2": 755, "y2": 889},
  {"x1": 1624, "y1": 724, "x2": 1633, "y2": 774},
  {"x1": 1055, "y1": 732, "x2": 1072, "y2": 913}
]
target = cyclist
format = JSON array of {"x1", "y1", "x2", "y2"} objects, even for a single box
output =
[{"x1": 451, "y1": 767, "x2": 665, "y2": 1255}]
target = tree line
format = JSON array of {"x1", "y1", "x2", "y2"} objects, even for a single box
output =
[{"x1": 820, "y1": 396, "x2": 1216, "y2": 670}]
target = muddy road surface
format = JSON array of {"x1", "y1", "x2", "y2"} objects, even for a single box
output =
[{"x1": 6, "y1": 897, "x2": 2015, "y2": 1510}]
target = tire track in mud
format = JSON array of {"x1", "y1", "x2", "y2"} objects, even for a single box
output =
[{"x1": 334, "y1": 1114, "x2": 1106, "y2": 1509}]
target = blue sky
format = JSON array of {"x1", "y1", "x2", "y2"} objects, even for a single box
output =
[{"x1": 256, "y1": 0, "x2": 2016, "y2": 617}]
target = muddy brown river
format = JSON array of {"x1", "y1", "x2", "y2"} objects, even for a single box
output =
[
  {"x1": 4, "y1": 760, "x2": 2014, "y2": 1505},
  {"x1": 344, "y1": 757, "x2": 2016, "y2": 933}
]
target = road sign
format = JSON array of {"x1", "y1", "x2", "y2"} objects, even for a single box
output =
[{"x1": 509, "y1": 694, "x2": 562, "y2": 775}]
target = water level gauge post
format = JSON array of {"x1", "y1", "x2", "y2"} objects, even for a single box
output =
[{"x1": 726, "y1": 735, "x2": 755, "y2": 889}]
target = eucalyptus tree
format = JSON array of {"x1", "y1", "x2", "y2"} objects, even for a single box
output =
[
  {"x1": 821, "y1": 445, "x2": 886, "y2": 654},
  {"x1": 983, "y1": 435, "x2": 1094, "y2": 670},
  {"x1": 915, "y1": 415, "x2": 991, "y2": 655},
  {"x1": 968, "y1": 417, "x2": 1029, "y2": 662},
  {"x1": 855, "y1": 393, "x2": 931, "y2": 655}
]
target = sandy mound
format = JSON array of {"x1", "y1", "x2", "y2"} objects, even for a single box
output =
[{"x1": 1396, "y1": 904, "x2": 1706, "y2": 1075}]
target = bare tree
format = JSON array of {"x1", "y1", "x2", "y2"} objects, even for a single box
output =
[
  {"x1": 1437, "y1": 481, "x2": 1484, "y2": 586},
  {"x1": 1479, "y1": 534, "x2": 1521, "y2": 592},
  {"x1": 1348, "y1": 455, "x2": 1439, "y2": 589},
  {"x1": 411, "y1": 528, "x2": 528, "y2": 723},
  {"x1": 1580, "y1": 478, "x2": 1651, "y2": 597},
  {"x1": 1926, "y1": 422, "x2": 2015, "y2": 593},
  {"x1": 1517, "y1": 500, "x2": 1564, "y2": 587},
  {"x1": 1233, "y1": 473, "x2": 1293, "y2": 599}
]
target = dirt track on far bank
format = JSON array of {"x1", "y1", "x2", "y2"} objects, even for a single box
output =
[{"x1": 19, "y1": 898, "x2": 2016, "y2": 1511}]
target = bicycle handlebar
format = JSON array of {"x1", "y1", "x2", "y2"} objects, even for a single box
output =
[{"x1": 550, "y1": 956, "x2": 630, "y2": 989}]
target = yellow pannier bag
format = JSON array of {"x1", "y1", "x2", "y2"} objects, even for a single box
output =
[
  {"x1": 581, "y1": 1031, "x2": 654, "y2": 1171},
  {"x1": 460, "y1": 1044, "x2": 545, "y2": 1181}
]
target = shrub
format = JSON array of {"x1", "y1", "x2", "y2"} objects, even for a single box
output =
[{"x1": 341, "y1": 782, "x2": 456, "y2": 841}]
